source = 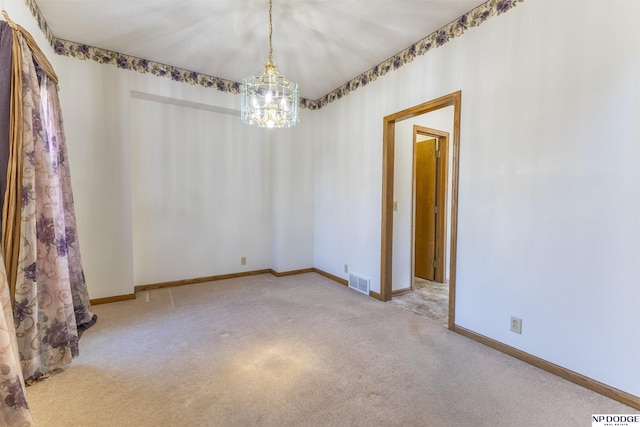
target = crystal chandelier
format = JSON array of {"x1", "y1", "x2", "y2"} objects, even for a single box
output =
[{"x1": 241, "y1": 0, "x2": 299, "y2": 128}]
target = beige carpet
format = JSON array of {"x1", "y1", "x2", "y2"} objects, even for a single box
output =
[{"x1": 26, "y1": 273, "x2": 634, "y2": 426}]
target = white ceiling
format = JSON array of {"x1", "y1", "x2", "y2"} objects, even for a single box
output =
[{"x1": 36, "y1": 0, "x2": 485, "y2": 100}]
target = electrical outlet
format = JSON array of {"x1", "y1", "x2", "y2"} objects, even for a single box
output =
[
  {"x1": 241, "y1": 257, "x2": 247, "y2": 265},
  {"x1": 510, "y1": 316, "x2": 522, "y2": 334},
  {"x1": 344, "y1": 264, "x2": 348, "y2": 273}
]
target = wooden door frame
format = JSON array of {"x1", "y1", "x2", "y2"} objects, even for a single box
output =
[
  {"x1": 379, "y1": 91, "x2": 461, "y2": 330},
  {"x1": 412, "y1": 126, "x2": 449, "y2": 285}
]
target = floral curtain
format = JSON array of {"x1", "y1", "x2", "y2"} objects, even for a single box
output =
[
  {"x1": 11, "y1": 23, "x2": 96, "y2": 382},
  {"x1": 40, "y1": 75, "x2": 96, "y2": 333},
  {"x1": 0, "y1": 18, "x2": 32, "y2": 427},
  {"x1": 0, "y1": 12, "x2": 96, "y2": 424},
  {"x1": 14, "y1": 33, "x2": 75, "y2": 380},
  {"x1": 0, "y1": 255, "x2": 31, "y2": 426}
]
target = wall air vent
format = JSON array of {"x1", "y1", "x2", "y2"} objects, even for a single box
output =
[{"x1": 348, "y1": 273, "x2": 370, "y2": 296}]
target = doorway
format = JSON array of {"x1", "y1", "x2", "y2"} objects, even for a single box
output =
[
  {"x1": 413, "y1": 126, "x2": 448, "y2": 283},
  {"x1": 379, "y1": 91, "x2": 461, "y2": 330}
]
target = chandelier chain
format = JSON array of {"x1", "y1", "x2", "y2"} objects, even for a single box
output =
[{"x1": 268, "y1": 0, "x2": 273, "y2": 63}]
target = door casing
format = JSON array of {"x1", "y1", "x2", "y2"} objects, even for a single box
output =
[{"x1": 378, "y1": 91, "x2": 461, "y2": 330}]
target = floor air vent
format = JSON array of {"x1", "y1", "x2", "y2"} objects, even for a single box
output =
[{"x1": 348, "y1": 273, "x2": 370, "y2": 295}]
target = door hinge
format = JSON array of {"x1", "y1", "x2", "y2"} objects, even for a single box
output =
[
  {"x1": 434, "y1": 205, "x2": 439, "y2": 214},
  {"x1": 435, "y1": 150, "x2": 441, "y2": 158},
  {"x1": 433, "y1": 260, "x2": 438, "y2": 269}
]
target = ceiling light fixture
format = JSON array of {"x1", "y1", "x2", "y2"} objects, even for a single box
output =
[{"x1": 241, "y1": 0, "x2": 299, "y2": 128}]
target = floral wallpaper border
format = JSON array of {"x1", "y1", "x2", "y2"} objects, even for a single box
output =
[{"x1": 24, "y1": 0, "x2": 523, "y2": 110}]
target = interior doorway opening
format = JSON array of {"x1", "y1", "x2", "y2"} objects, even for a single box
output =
[
  {"x1": 413, "y1": 126, "x2": 449, "y2": 284},
  {"x1": 379, "y1": 91, "x2": 461, "y2": 330}
]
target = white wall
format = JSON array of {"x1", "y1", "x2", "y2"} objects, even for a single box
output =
[
  {"x1": 454, "y1": 0, "x2": 640, "y2": 396},
  {"x1": 270, "y1": 110, "x2": 315, "y2": 273},
  {"x1": 129, "y1": 96, "x2": 273, "y2": 284},
  {"x1": 60, "y1": 62, "x2": 315, "y2": 296},
  {"x1": 52, "y1": 59, "x2": 136, "y2": 299},
  {"x1": 51, "y1": 59, "x2": 246, "y2": 298},
  {"x1": 313, "y1": 0, "x2": 640, "y2": 397},
  {"x1": 313, "y1": 83, "x2": 387, "y2": 288}
]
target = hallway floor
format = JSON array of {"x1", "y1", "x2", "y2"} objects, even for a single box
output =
[{"x1": 389, "y1": 277, "x2": 449, "y2": 327}]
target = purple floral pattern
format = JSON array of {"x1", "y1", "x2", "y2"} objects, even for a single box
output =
[
  {"x1": 23, "y1": 263, "x2": 37, "y2": 282},
  {"x1": 10, "y1": 33, "x2": 95, "y2": 388},
  {"x1": 21, "y1": 182, "x2": 35, "y2": 207},
  {"x1": 24, "y1": 0, "x2": 523, "y2": 111},
  {"x1": 0, "y1": 244, "x2": 32, "y2": 424},
  {"x1": 12, "y1": 299, "x2": 33, "y2": 328},
  {"x1": 47, "y1": 79, "x2": 97, "y2": 331},
  {"x1": 2, "y1": 378, "x2": 28, "y2": 410},
  {"x1": 42, "y1": 318, "x2": 74, "y2": 350},
  {"x1": 35, "y1": 214, "x2": 55, "y2": 245}
]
